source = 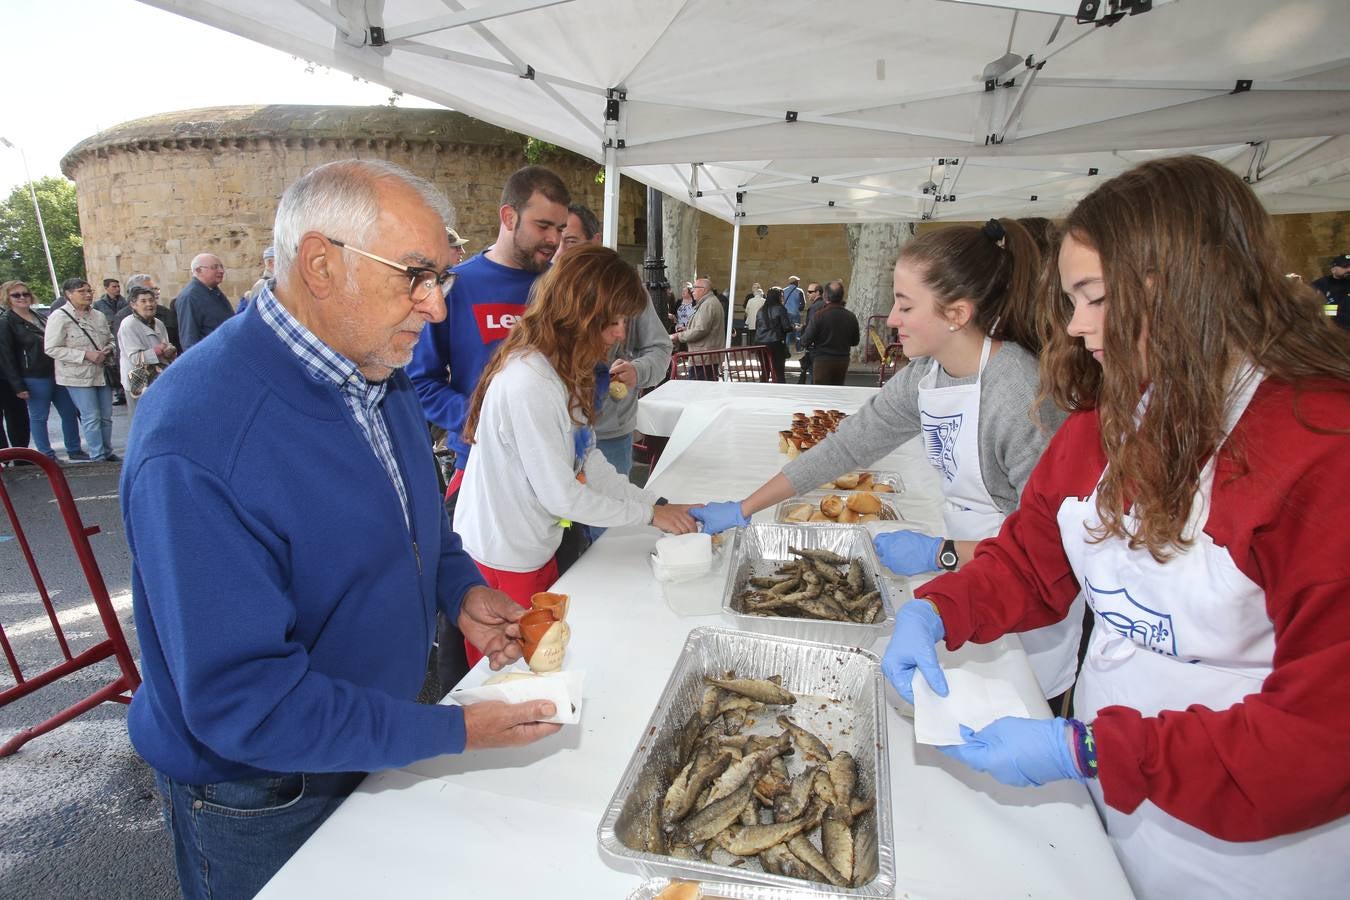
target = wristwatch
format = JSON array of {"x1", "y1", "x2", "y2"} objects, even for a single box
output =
[{"x1": 937, "y1": 538, "x2": 959, "y2": 572}]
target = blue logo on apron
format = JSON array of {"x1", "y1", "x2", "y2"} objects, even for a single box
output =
[
  {"x1": 921, "y1": 411, "x2": 962, "y2": 483},
  {"x1": 1085, "y1": 579, "x2": 1178, "y2": 656}
]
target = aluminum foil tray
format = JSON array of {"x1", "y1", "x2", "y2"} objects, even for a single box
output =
[
  {"x1": 629, "y1": 876, "x2": 838, "y2": 899},
  {"x1": 803, "y1": 471, "x2": 904, "y2": 496},
  {"x1": 598, "y1": 626, "x2": 895, "y2": 897},
  {"x1": 773, "y1": 493, "x2": 903, "y2": 526},
  {"x1": 722, "y1": 524, "x2": 896, "y2": 646}
]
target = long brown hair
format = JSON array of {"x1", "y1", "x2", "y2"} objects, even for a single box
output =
[
  {"x1": 899, "y1": 217, "x2": 1044, "y2": 354},
  {"x1": 1040, "y1": 154, "x2": 1350, "y2": 560},
  {"x1": 463, "y1": 244, "x2": 647, "y2": 444}
]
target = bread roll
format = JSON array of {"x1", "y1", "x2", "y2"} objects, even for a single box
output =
[
  {"x1": 837, "y1": 507, "x2": 860, "y2": 523},
  {"x1": 833, "y1": 472, "x2": 861, "y2": 490},
  {"x1": 808, "y1": 511, "x2": 832, "y2": 522},
  {"x1": 819, "y1": 494, "x2": 845, "y2": 518},
  {"x1": 857, "y1": 472, "x2": 875, "y2": 488},
  {"x1": 872, "y1": 483, "x2": 894, "y2": 493},
  {"x1": 785, "y1": 503, "x2": 813, "y2": 523},
  {"x1": 859, "y1": 513, "x2": 880, "y2": 522},
  {"x1": 655, "y1": 882, "x2": 701, "y2": 900},
  {"x1": 847, "y1": 492, "x2": 882, "y2": 514},
  {"x1": 608, "y1": 381, "x2": 629, "y2": 401}
]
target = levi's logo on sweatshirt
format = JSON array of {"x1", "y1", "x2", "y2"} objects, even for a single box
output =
[{"x1": 473, "y1": 303, "x2": 527, "y2": 343}]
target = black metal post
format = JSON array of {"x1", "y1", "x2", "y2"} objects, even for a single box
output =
[{"x1": 644, "y1": 186, "x2": 671, "y2": 331}]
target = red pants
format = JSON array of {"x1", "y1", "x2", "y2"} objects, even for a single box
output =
[{"x1": 464, "y1": 558, "x2": 559, "y2": 667}]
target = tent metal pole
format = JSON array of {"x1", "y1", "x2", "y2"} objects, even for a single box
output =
[
  {"x1": 725, "y1": 223, "x2": 741, "y2": 348},
  {"x1": 602, "y1": 146, "x2": 620, "y2": 248}
]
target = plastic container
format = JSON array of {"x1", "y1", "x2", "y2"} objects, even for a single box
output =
[{"x1": 649, "y1": 533, "x2": 733, "y2": 616}]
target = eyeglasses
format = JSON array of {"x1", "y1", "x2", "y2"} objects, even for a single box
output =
[
  {"x1": 325, "y1": 236, "x2": 455, "y2": 302},
  {"x1": 8, "y1": 291, "x2": 32, "y2": 299}
]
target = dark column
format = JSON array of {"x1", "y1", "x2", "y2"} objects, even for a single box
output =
[{"x1": 644, "y1": 186, "x2": 671, "y2": 331}]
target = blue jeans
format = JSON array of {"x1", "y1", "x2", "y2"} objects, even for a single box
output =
[
  {"x1": 66, "y1": 384, "x2": 113, "y2": 459},
  {"x1": 586, "y1": 435, "x2": 636, "y2": 543},
  {"x1": 154, "y1": 770, "x2": 363, "y2": 900},
  {"x1": 595, "y1": 433, "x2": 634, "y2": 476},
  {"x1": 24, "y1": 377, "x2": 83, "y2": 457}
]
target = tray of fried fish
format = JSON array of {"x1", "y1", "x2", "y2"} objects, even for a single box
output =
[
  {"x1": 599, "y1": 626, "x2": 895, "y2": 896},
  {"x1": 722, "y1": 525, "x2": 895, "y2": 646}
]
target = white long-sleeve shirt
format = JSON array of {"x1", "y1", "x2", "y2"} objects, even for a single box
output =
[{"x1": 454, "y1": 350, "x2": 658, "y2": 571}]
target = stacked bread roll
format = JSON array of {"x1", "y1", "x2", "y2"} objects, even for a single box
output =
[
  {"x1": 782, "y1": 491, "x2": 895, "y2": 524},
  {"x1": 817, "y1": 471, "x2": 895, "y2": 493},
  {"x1": 778, "y1": 408, "x2": 848, "y2": 457}
]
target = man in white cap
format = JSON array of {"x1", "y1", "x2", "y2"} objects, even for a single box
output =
[
  {"x1": 783, "y1": 274, "x2": 805, "y2": 351},
  {"x1": 446, "y1": 227, "x2": 470, "y2": 267}
]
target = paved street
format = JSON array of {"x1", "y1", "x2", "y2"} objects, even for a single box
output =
[{"x1": 1, "y1": 405, "x2": 177, "y2": 899}]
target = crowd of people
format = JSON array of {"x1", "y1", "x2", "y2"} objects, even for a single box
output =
[{"x1": 1, "y1": 151, "x2": 1347, "y2": 900}]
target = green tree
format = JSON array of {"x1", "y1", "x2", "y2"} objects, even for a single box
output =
[{"x1": 0, "y1": 176, "x2": 83, "y2": 304}]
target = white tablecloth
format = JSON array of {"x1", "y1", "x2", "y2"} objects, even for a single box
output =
[
  {"x1": 636, "y1": 380, "x2": 881, "y2": 437},
  {"x1": 260, "y1": 384, "x2": 1132, "y2": 900}
]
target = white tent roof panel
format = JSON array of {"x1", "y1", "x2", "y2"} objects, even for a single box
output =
[{"x1": 138, "y1": 0, "x2": 1350, "y2": 222}]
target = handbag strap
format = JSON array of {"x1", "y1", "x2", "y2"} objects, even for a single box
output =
[{"x1": 61, "y1": 307, "x2": 105, "y2": 352}]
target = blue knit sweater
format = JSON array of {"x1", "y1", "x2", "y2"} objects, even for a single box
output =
[{"x1": 121, "y1": 302, "x2": 483, "y2": 785}]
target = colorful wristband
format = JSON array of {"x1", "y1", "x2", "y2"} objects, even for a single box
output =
[{"x1": 1069, "y1": 718, "x2": 1098, "y2": 779}]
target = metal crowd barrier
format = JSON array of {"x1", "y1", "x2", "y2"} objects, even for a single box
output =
[{"x1": 0, "y1": 448, "x2": 140, "y2": 756}]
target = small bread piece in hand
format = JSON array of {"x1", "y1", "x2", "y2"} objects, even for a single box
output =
[
  {"x1": 608, "y1": 381, "x2": 629, "y2": 401},
  {"x1": 833, "y1": 472, "x2": 861, "y2": 490},
  {"x1": 847, "y1": 492, "x2": 882, "y2": 514},
  {"x1": 819, "y1": 494, "x2": 845, "y2": 518}
]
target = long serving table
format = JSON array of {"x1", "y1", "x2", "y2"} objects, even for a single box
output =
[{"x1": 259, "y1": 383, "x2": 1133, "y2": 899}]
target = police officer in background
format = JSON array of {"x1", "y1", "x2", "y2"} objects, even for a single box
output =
[{"x1": 1311, "y1": 252, "x2": 1350, "y2": 331}]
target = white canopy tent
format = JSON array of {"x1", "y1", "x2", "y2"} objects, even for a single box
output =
[{"x1": 136, "y1": 0, "x2": 1350, "y2": 228}]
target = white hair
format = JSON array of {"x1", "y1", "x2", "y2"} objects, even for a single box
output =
[
  {"x1": 189, "y1": 253, "x2": 218, "y2": 273},
  {"x1": 272, "y1": 159, "x2": 456, "y2": 281}
]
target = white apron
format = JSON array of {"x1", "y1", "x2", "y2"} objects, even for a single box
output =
[
  {"x1": 1056, "y1": 364, "x2": 1349, "y2": 899},
  {"x1": 920, "y1": 336, "x2": 1083, "y2": 697}
]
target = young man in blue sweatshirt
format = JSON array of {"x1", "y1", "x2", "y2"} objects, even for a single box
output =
[
  {"x1": 406, "y1": 165, "x2": 570, "y2": 691},
  {"x1": 122, "y1": 159, "x2": 560, "y2": 900}
]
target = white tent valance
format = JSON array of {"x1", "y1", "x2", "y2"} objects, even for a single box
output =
[{"x1": 138, "y1": 0, "x2": 1350, "y2": 222}]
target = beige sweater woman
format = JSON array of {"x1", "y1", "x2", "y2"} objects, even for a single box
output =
[{"x1": 45, "y1": 306, "x2": 113, "y2": 387}]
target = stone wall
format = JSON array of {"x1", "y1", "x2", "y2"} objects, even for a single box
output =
[
  {"x1": 62, "y1": 105, "x2": 643, "y2": 302},
  {"x1": 695, "y1": 215, "x2": 852, "y2": 319}
]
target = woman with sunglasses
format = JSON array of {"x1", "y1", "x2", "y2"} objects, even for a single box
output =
[
  {"x1": 45, "y1": 278, "x2": 116, "y2": 462},
  {"x1": 0, "y1": 280, "x2": 87, "y2": 461},
  {"x1": 455, "y1": 245, "x2": 699, "y2": 665},
  {"x1": 886, "y1": 156, "x2": 1350, "y2": 898}
]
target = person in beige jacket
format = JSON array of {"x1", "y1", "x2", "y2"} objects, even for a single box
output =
[
  {"x1": 672, "y1": 276, "x2": 726, "y2": 379},
  {"x1": 45, "y1": 278, "x2": 117, "y2": 461}
]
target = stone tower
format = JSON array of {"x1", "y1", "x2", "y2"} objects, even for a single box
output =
[{"x1": 61, "y1": 105, "x2": 642, "y2": 302}]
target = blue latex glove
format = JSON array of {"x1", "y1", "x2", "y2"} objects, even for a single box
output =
[
  {"x1": 691, "y1": 501, "x2": 750, "y2": 535},
  {"x1": 881, "y1": 600, "x2": 948, "y2": 704},
  {"x1": 938, "y1": 716, "x2": 1086, "y2": 787},
  {"x1": 874, "y1": 530, "x2": 943, "y2": 577}
]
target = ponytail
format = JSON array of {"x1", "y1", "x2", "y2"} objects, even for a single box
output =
[{"x1": 898, "y1": 217, "x2": 1046, "y2": 354}]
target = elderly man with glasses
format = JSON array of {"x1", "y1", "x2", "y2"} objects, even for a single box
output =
[
  {"x1": 121, "y1": 159, "x2": 558, "y2": 900},
  {"x1": 173, "y1": 252, "x2": 234, "y2": 350}
]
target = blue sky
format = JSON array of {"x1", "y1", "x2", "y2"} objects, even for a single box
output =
[{"x1": 0, "y1": 0, "x2": 441, "y2": 196}]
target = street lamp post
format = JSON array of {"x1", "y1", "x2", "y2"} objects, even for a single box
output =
[{"x1": 1, "y1": 136, "x2": 62, "y2": 303}]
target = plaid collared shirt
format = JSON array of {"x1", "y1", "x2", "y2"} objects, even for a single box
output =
[{"x1": 257, "y1": 287, "x2": 411, "y2": 530}]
